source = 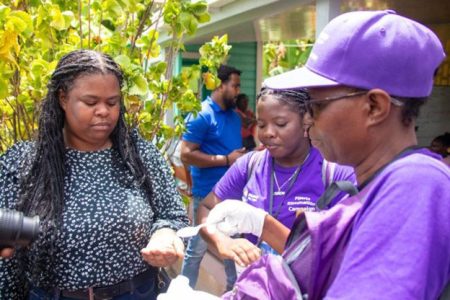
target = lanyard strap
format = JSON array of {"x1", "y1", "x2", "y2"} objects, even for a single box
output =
[{"x1": 269, "y1": 154, "x2": 308, "y2": 218}]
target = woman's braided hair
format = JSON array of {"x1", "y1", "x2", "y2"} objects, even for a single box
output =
[
  {"x1": 16, "y1": 49, "x2": 153, "y2": 283},
  {"x1": 256, "y1": 87, "x2": 309, "y2": 115}
]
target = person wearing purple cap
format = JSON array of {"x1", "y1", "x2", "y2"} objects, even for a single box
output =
[{"x1": 204, "y1": 10, "x2": 450, "y2": 300}]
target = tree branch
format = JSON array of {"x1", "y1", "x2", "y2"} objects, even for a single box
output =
[
  {"x1": 88, "y1": 0, "x2": 91, "y2": 49},
  {"x1": 78, "y1": 0, "x2": 83, "y2": 48},
  {"x1": 130, "y1": 0, "x2": 155, "y2": 56}
]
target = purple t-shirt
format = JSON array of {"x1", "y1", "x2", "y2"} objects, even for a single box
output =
[
  {"x1": 325, "y1": 150, "x2": 450, "y2": 299},
  {"x1": 213, "y1": 147, "x2": 355, "y2": 230}
]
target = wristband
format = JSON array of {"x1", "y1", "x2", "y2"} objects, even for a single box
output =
[{"x1": 225, "y1": 155, "x2": 230, "y2": 166}]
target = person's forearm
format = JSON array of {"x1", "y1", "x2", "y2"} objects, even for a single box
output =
[
  {"x1": 153, "y1": 227, "x2": 177, "y2": 237},
  {"x1": 197, "y1": 201, "x2": 224, "y2": 251},
  {"x1": 199, "y1": 227, "x2": 228, "y2": 254},
  {"x1": 181, "y1": 150, "x2": 228, "y2": 168},
  {"x1": 197, "y1": 201, "x2": 210, "y2": 225},
  {"x1": 260, "y1": 215, "x2": 291, "y2": 254}
]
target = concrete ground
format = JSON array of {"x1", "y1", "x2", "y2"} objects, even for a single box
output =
[{"x1": 167, "y1": 250, "x2": 227, "y2": 296}]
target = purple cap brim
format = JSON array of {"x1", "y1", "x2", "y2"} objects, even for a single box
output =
[{"x1": 264, "y1": 66, "x2": 339, "y2": 90}]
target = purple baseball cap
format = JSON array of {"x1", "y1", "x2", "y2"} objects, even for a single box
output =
[{"x1": 264, "y1": 10, "x2": 446, "y2": 98}]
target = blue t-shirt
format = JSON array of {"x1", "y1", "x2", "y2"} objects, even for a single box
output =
[{"x1": 183, "y1": 96, "x2": 242, "y2": 197}]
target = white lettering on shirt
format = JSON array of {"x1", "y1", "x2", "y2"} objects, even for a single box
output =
[{"x1": 245, "y1": 192, "x2": 259, "y2": 202}]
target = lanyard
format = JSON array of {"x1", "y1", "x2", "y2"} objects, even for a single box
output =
[{"x1": 269, "y1": 153, "x2": 309, "y2": 218}]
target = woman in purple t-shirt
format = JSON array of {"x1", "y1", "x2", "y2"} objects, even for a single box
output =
[{"x1": 196, "y1": 88, "x2": 354, "y2": 266}]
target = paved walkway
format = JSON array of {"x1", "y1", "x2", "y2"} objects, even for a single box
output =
[{"x1": 167, "y1": 251, "x2": 227, "y2": 296}]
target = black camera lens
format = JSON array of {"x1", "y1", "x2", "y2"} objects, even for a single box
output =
[{"x1": 0, "y1": 209, "x2": 40, "y2": 248}]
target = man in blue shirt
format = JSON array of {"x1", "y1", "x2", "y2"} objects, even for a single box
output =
[{"x1": 180, "y1": 64, "x2": 246, "y2": 291}]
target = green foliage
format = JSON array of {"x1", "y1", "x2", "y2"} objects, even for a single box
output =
[
  {"x1": 0, "y1": 0, "x2": 229, "y2": 153},
  {"x1": 163, "y1": 0, "x2": 209, "y2": 37},
  {"x1": 199, "y1": 34, "x2": 230, "y2": 90},
  {"x1": 262, "y1": 39, "x2": 314, "y2": 79}
]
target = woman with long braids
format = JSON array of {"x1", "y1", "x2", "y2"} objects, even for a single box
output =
[
  {"x1": 196, "y1": 87, "x2": 355, "y2": 266},
  {"x1": 0, "y1": 49, "x2": 189, "y2": 299}
]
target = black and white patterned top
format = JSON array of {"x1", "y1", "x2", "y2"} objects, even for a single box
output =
[{"x1": 0, "y1": 133, "x2": 189, "y2": 299}]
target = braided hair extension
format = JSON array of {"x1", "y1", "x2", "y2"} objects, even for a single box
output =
[
  {"x1": 16, "y1": 49, "x2": 154, "y2": 284},
  {"x1": 257, "y1": 87, "x2": 309, "y2": 115}
]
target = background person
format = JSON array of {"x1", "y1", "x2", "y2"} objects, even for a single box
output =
[
  {"x1": 0, "y1": 49, "x2": 189, "y2": 300},
  {"x1": 197, "y1": 88, "x2": 355, "y2": 267},
  {"x1": 430, "y1": 132, "x2": 450, "y2": 166},
  {"x1": 180, "y1": 65, "x2": 246, "y2": 291},
  {"x1": 235, "y1": 93, "x2": 257, "y2": 151}
]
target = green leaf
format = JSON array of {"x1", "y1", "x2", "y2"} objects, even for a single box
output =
[
  {"x1": 101, "y1": 19, "x2": 116, "y2": 31},
  {"x1": 180, "y1": 12, "x2": 190, "y2": 30},
  {"x1": 142, "y1": 98, "x2": 152, "y2": 111},
  {"x1": 62, "y1": 11, "x2": 75, "y2": 28},
  {"x1": 129, "y1": 74, "x2": 148, "y2": 96},
  {"x1": 145, "y1": 29, "x2": 159, "y2": 41},
  {"x1": 187, "y1": 16, "x2": 198, "y2": 35},
  {"x1": 219, "y1": 34, "x2": 228, "y2": 44},
  {"x1": 30, "y1": 60, "x2": 46, "y2": 79},
  {"x1": 190, "y1": 1, "x2": 208, "y2": 15},
  {"x1": 104, "y1": 0, "x2": 123, "y2": 18},
  {"x1": 9, "y1": 11, "x2": 32, "y2": 35},
  {"x1": 138, "y1": 111, "x2": 152, "y2": 123},
  {"x1": 50, "y1": 6, "x2": 66, "y2": 31},
  {"x1": 91, "y1": 0, "x2": 102, "y2": 11},
  {"x1": 0, "y1": 5, "x2": 11, "y2": 21},
  {"x1": 6, "y1": 16, "x2": 28, "y2": 33},
  {"x1": 0, "y1": 78, "x2": 8, "y2": 99},
  {"x1": 196, "y1": 13, "x2": 210, "y2": 23},
  {"x1": 114, "y1": 54, "x2": 131, "y2": 70}
]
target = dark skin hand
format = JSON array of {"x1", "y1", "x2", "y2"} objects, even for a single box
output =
[
  {"x1": 180, "y1": 140, "x2": 246, "y2": 168},
  {"x1": 198, "y1": 192, "x2": 262, "y2": 267},
  {"x1": 215, "y1": 235, "x2": 261, "y2": 267},
  {"x1": 141, "y1": 228, "x2": 185, "y2": 267}
]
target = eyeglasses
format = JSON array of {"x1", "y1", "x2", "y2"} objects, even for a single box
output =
[
  {"x1": 305, "y1": 91, "x2": 368, "y2": 118},
  {"x1": 305, "y1": 90, "x2": 404, "y2": 117}
]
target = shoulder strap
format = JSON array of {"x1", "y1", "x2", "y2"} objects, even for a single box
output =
[
  {"x1": 246, "y1": 150, "x2": 263, "y2": 183},
  {"x1": 315, "y1": 181, "x2": 358, "y2": 211},
  {"x1": 278, "y1": 255, "x2": 307, "y2": 299},
  {"x1": 321, "y1": 159, "x2": 336, "y2": 188},
  {"x1": 439, "y1": 281, "x2": 450, "y2": 300},
  {"x1": 285, "y1": 181, "x2": 359, "y2": 257}
]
